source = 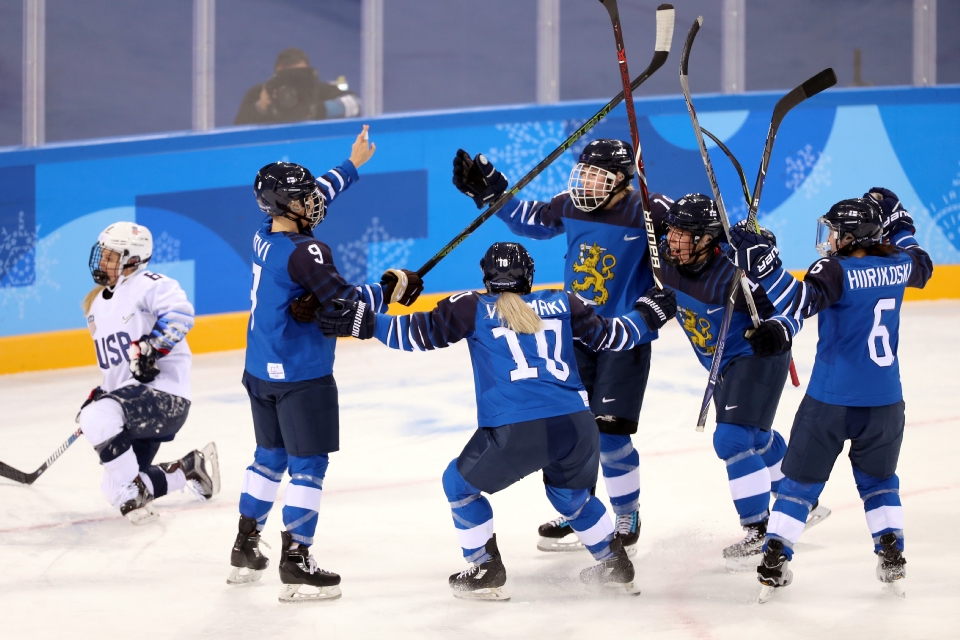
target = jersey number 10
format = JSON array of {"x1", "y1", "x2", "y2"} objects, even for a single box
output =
[{"x1": 493, "y1": 319, "x2": 570, "y2": 382}]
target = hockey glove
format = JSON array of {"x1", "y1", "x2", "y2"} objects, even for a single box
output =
[
  {"x1": 128, "y1": 336, "x2": 162, "y2": 383},
  {"x1": 634, "y1": 286, "x2": 677, "y2": 331},
  {"x1": 290, "y1": 292, "x2": 321, "y2": 323},
  {"x1": 316, "y1": 298, "x2": 376, "y2": 339},
  {"x1": 380, "y1": 268, "x2": 424, "y2": 306},
  {"x1": 867, "y1": 187, "x2": 915, "y2": 239},
  {"x1": 452, "y1": 149, "x2": 508, "y2": 209},
  {"x1": 724, "y1": 220, "x2": 782, "y2": 279},
  {"x1": 744, "y1": 320, "x2": 792, "y2": 358}
]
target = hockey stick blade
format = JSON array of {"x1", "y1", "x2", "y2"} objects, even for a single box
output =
[
  {"x1": 415, "y1": 5, "x2": 674, "y2": 278},
  {"x1": 0, "y1": 427, "x2": 82, "y2": 485}
]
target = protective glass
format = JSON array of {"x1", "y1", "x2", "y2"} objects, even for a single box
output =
[
  {"x1": 568, "y1": 163, "x2": 617, "y2": 212},
  {"x1": 815, "y1": 217, "x2": 836, "y2": 257}
]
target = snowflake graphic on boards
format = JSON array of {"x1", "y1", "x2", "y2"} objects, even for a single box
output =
[
  {"x1": 926, "y1": 160, "x2": 960, "y2": 255},
  {"x1": 785, "y1": 144, "x2": 832, "y2": 198},
  {"x1": 485, "y1": 120, "x2": 586, "y2": 202},
  {"x1": 0, "y1": 211, "x2": 36, "y2": 286},
  {"x1": 336, "y1": 217, "x2": 413, "y2": 284},
  {"x1": 0, "y1": 229, "x2": 60, "y2": 318},
  {"x1": 152, "y1": 231, "x2": 181, "y2": 263}
]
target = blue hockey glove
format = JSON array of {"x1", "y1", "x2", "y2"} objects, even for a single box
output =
[
  {"x1": 634, "y1": 286, "x2": 677, "y2": 331},
  {"x1": 744, "y1": 320, "x2": 792, "y2": 358},
  {"x1": 452, "y1": 149, "x2": 508, "y2": 209},
  {"x1": 316, "y1": 298, "x2": 376, "y2": 339},
  {"x1": 724, "y1": 220, "x2": 781, "y2": 279},
  {"x1": 867, "y1": 187, "x2": 915, "y2": 238}
]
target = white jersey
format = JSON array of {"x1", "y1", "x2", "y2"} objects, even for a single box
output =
[{"x1": 85, "y1": 270, "x2": 194, "y2": 400}]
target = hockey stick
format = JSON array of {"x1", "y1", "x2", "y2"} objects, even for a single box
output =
[
  {"x1": 600, "y1": 0, "x2": 673, "y2": 290},
  {"x1": 414, "y1": 4, "x2": 675, "y2": 279},
  {"x1": 0, "y1": 427, "x2": 83, "y2": 485}
]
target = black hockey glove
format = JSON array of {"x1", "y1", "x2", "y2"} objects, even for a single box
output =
[
  {"x1": 452, "y1": 149, "x2": 508, "y2": 209},
  {"x1": 867, "y1": 187, "x2": 915, "y2": 239},
  {"x1": 744, "y1": 320, "x2": 792, "y2": 358},
  {"x1": 634, "y1": 286, "x2": 677, "y2": 331},
  {"x1": 316, "y1": 298, "x2": 376, "y2": 339},
  {"x1": 290, "y1": 292, "x2": 321, "y2": 323},
  {"x1": 724, "y1": 220, "x2": 782, "y2": 279},
  {"x1": 128, "y1": 336, "x2": 162, "y2": 383},
  {"x1": 380, "y1": 268, "x2": 424, "y2": 306}
]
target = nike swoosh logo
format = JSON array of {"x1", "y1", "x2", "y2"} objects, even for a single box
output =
[
  {"x1": 624, "y1": 234, "x2": 643, "y2": 241},
  {"x1": 602, "y1": 397, "x2": 616, "y2": 403},
  {"x1": 707, "y1": 307, "x2": 723, "y2": 314},
  {"x1": 725, "y1": 405, "x2": 738, "y2": 410},
  {"x1": 122, "y1": 314, "x2": 135, "y2": 323}
]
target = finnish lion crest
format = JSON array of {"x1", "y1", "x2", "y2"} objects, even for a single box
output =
[
  {"x1": 680, "y1": 306, "x2": 715, "y2": 355},
  {"x1": 571, "y1": 242, "x2": 616, "y2": 306}
]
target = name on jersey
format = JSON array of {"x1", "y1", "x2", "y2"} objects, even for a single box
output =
[
  {"x1": 483, "y1": 296, "x2": 568, "y2": 320},
  {"x1": 846, "y1": 263, "x2": 912, "y2": 290},
  {"x1": 95, "y1": 331, "x2": 133, "y2": 370},
  {"x1": 253, "y1": 234, "x2": 272, "y2": 261}
]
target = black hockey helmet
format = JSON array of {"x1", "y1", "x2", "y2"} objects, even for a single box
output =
[
  {"x1": 480, "y1": 242, "x2": 535, "y2": 295},
  {"x1": 661, "y1": 194, "x2": 724, "y2": 269},
  {"x1": 816, "y1": 197, "x2": 883, "y2": 257},
  {"x1": 568, "y1": 139, "x2": 636, "y2": 212},
  {"x1": 577, "y1": 139, "x2": 636, "y2": 179},
  {"x1": 254, "y1": 161, "x2": 326, "y2": 231}
]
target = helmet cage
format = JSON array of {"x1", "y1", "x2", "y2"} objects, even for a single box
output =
[
  {"x1": 88, "y1": 242, "x2": 148, "y2": 287},
  {"x1": 283, "y1": 183, "x2": 326, "y2": 231},
  {"x1": 568, "y1": 163, "x2": 621, "y2": 212}
]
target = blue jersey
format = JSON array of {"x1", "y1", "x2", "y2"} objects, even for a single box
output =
[
  {"x1": 374, "y1": 289, "x2": 653, "y2": 427},
  {"x1": 759, "y1": 230, "x2": 933, "y2": 407},
  {"x1": 497, "y1": 191, "x2": 673, "y2": 340},
  {"x1": 245, "y1": 160, "x2": 388, "y2": 383}
]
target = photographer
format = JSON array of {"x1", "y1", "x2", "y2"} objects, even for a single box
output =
[{"x1": 234, "y1": 48, "x2": 361, "y2": 126}]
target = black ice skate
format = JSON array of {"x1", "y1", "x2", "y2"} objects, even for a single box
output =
[
  {"x1": 159, "y1": 441, "x2": 221, "y2": 500},
  {"x1": 119, "y1": 476, "x2": 158, "y2": 525},
  {"x1": 757, "y1": 538, "x2": 793, "y2": 603},
  {"x1": 723, "y1": 519, "x2": 766, "y2": 572},
  {"x1": 876, "y1": 532, "x2": 906, "y2": 598},
  {"x1": 579, "y1": 534, "x2": 639, "y2": 595},
  {"x1": 448, "y1": 534, "x2": 509, "y2": 601},
  {"x1": 277, "y1": 531, "x2": 342, "y2": 603},
  {"x1": 227, "y1": 515, "x2": 270, "y2": 585},
  {"x1": 614, "y1": 511, "x2": 641, "y2": 557},
  {"x1": 536, "y1": 516, "x2": 584, "y2": 553}
]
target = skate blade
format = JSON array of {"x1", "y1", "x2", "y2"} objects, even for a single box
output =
[
  {"x1": 226, "y1": 567, "x2": 264, "y2": 585},
  {"x1": 725, "y1": 554, "x2": 761, "y2": 573},
  {"x1": 600, "y1": 581, "x2": 641, "y2": 596},
  {"x1": 758, "y1": 584, "x2": 779, "y2": 604},
  {"x1": 804, "y1": 505, "x2": 832, "y2": 531},
  {"x1": 881, "y1": 580, "x2": 906, "y2": 598},
  {"x1": 278, "y1": 583, "x2": 342, "y2": 603},
  {"x1": 200, "y1": 441, "x2": 221, "y2": 497},
  {"x1": 451, "y1": 586, "x2": 510, "y2": 602},
  {"x1": 125, "y1": 504, "x2": 159, "y2": 526},
  {"x1": 536, "y1": 536, "x2": 585, "y2": 553}
]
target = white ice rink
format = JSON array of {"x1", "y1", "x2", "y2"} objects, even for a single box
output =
[{"x1": 2, "y1": 301, "x2": 959, "y2": 639}]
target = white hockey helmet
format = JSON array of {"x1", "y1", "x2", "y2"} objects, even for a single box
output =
[{"x1": 89, "y1": 221, "x2": 153, "y2": 287}]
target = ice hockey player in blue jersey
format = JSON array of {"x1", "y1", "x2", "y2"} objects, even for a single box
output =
[
  {"x1": 725, "y1": 189, "x2": 933, "y2": 602},
  {"x1": 452, "y1": 140, "x2": 672, "y2": 554},
  {"x1": 227, "y1": 126, "x2": 424, "y2": 603},
  {"x1": 317, "y1": 242, "x2": 676, "y2": 600},
  {"x1": 656, "y1": 194, "x2": 830, "y2": 570}
]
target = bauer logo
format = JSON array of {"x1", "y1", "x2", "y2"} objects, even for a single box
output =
[{"x1": 267, "y1": 363, "x2": 285, "y2": 379}]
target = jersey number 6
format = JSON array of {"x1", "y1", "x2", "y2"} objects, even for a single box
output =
[
  {"x1": 492, "y1": 319, "x2": 570, "y2": 382},
  {"x1": 868, "y1": 298, "x2": 895, "y2": 367}
]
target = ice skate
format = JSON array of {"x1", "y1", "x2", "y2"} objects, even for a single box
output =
[
  {"x1": 227, "y1": 515, "x2": 270, "y2": 585},
  {"x1": 160, "y1": 441, "x2": 221, "y2": 500},
  {"x1": 579, "y1": 534, "x2": 639, "y2": 595},
  {"x1": 536, "y1": 516, "x2": 585, "y2": 553},
  {"x1": 876, "y1": 532, "x2": 906, "y2": 598},
  {"x1": 757, "y1": 538, "x2": 793, "y2": 603},
  {"x1": 614, "y1": 511, "x2": 640, "y2": 557},
  {"x1": 119, "y1": 476, "x2": 158, "y2": 525},
  {"x1": 449, "y1": 534, "x2": 509, "y2": 601},
  {"x1": 723, "y1": 519, "x2": 765, "y2": 572},
  {"x1": 277, "y1": 531, "x2": 341, "y2": 603},
  {"x1": 804, "y1": 500, "x2": 832, "y2": 531}
]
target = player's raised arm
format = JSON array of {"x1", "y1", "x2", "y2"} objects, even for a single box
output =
[{"x1": 570, "y1": 286, "x2": 675, "y2": 353}]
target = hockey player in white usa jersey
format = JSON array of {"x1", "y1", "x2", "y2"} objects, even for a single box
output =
[
  {"x1": 453, "y1": 141, "x2": 672, "y2": 555},
  {"x1": 229, "y1": 127, "x2": 424, "y2": 602},
  {"x1": 79, "y1": 222, "x2": 219, "y2": 525},
  {"x1": 724, "y1": 189, "x2": 933, "y2": 602},
  {"x1": 318, "y1": 242, "x2": 676, "y2": 600}
]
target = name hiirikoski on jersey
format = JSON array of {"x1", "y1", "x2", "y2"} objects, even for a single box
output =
[
  {"x1": 571, "y1": 242, "x2": 616, "y2": 306},
  {"x1": 846, "y1": 263, "x2": 912, "y2": 290},
  {"x1": 679, "y1": 305, "x2": 715, "y2": 356}
]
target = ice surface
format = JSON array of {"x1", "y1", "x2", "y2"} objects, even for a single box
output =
[{"x1": 2, "y1": 301, "x2": 959, "y2": 639}]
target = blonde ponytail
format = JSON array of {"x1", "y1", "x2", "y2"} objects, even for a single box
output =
[
  {"x1": 494, "y1": 291, "x2": 543, "y2": 334},
  {"x1": 81, "y1": 285, "x2": 105, "y2": 315}
]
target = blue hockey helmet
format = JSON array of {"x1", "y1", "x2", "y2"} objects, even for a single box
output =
[{"x1": 480, "y1": 242, "x2": 535, "y2": 294}]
